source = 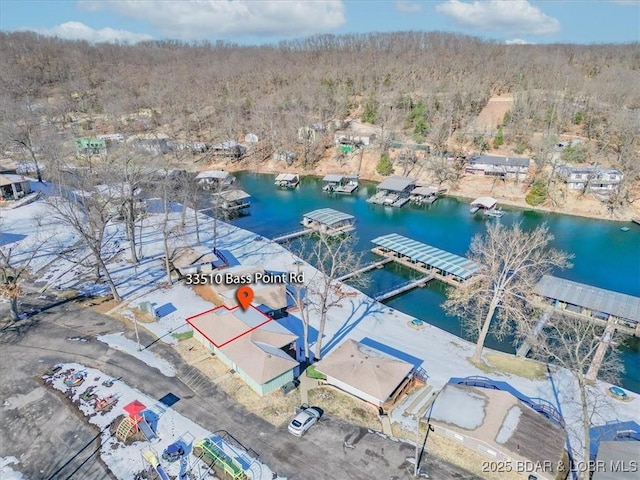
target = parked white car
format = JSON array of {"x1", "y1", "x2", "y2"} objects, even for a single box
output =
[{"x1": 288, "y1": 405, "x2": 323, "y2": 437}]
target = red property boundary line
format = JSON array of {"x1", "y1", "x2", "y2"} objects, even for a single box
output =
[{"x1": 185, "y1": 304, "x2": 276, "y2": 349}]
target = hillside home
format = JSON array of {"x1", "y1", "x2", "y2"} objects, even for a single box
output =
[
  {"x1": 74, "y1": 138, "x2": 107, "y2": 156},
  {"x1": 211, "y1": 140, "x2": 246, "y2": 159},
  {"x1": 465, "y1": 155, "x2": 530, "y2": 179},
  {"x1": 0, "y1": 174, "x2": 33, "y2": 201},
  {"x1": 554, "y1": 164, "x2": 623, "y2": 193}
]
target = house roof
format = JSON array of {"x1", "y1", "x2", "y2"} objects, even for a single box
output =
[
  {"x1": 253, "y1": 284, "x2": 288, "y2": 310},
  {"x1": 186, "y1": 305, "x2": 298, "y2": 385},
  {"x1": 555, "y1": 164, "x2": 622, "y2": 176},
  {"x1": 431, "y1": 384, "x2": 567, "y2": 469},
  {"x1": 535, "y1": 275, "x2": 640, "y2": 324},
  {"x1": 377, "y1": 176, "x2": 417, "y2": 192},
  {"x1": 303, "y1": 208, "x2": 354, "y2": 227},
  {"x1": 314, "y1": 339, "x2": 414, "y2": 404},
  {"x1": 593, "y1": 442, "x2": 640, "y2": 480},
  {"x1": 471, "y1": 196, "x2": 497, "y2": 209},
  {"x1": 0, "y1": 174, "x2": 34, "y2": 186},
  {"x1": 371, "y1": 233, "x2": 479, "y2": 279},
  {"x1": 171, "y1": 247, "x2": 219, "y2": 269},
  {"x1": 469, "y1": 155, "x2": 530, "y2": 167},
  {"x1": 323, "y1": 174, "x2": 344, "y2": 182}
]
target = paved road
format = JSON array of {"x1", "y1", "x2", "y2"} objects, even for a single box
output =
[{"x1": 0, "y1": 299, "x2": 480, "y2": 480}]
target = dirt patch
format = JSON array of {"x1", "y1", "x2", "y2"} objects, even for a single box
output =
[
  {"x1": 482, "y1": 352, "x2": 548, "y2": 380},
  {"x1": 193, "y1": 284, "x2": 224, "y2": 306},
  {"x1": 474, "y1": 95, "x2": 514, "y2": 132},
  {"x1": 308, "y1": 386, "x2": 381, "y2": 431}
]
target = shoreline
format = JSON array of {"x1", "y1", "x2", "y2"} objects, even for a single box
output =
[{"x1": 221, "y1": 164, "x2": 638, "y2": 224}]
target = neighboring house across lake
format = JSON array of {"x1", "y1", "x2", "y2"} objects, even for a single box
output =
[
  {"x1": 74, "y1": 137, "x2": 107, "y2": 156},
  {"x1": 210, "y1": 140, "x2": 246, "y2": 159},
  {"x1": 465, "y1": 155, "x2": 530, "y2": 179},
  {"x1": 554, "y1": 164, "x2": 623, "y2": 193}
]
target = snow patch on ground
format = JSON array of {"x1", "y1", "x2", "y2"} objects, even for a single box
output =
[
  {"x1": 495, "y1": 405, "x2": 522, "y2": 444},
  {"x1": 0, "y1": 457, "x2": 27, "y2": 480},
  {"x1": 43, "y1": 363, "x2": 282, "y2": 480},
  {"x1": 97, "y1": 333, "x2": 176, "y2": 377},
  {"x1": 430, "y1": 385, "x2": 486, "y2": 430}
]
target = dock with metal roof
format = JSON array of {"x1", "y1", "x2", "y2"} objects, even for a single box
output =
[
  {"x1": 534, "y1": 275, "x2": 639, "y2": 336},
  {"x1": 367, "y1": 176, "x2": 417, "y2": 208},
  {"x1": 301, "y1": 208, "x2": 355, "y2": 236},
  {"x1": 371, "y1": 233, "x2": 480, "y2": 286}
]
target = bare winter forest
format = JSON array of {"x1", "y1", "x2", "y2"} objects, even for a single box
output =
[{"x1": 1, "y1": 31, "x2": 639, "y2": 214}]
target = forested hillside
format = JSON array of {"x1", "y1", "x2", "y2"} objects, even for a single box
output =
[{"x1": 1, "y1": 31, "x2": 638, "y2": 213}]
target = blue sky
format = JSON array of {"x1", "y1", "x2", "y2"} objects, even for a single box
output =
[{"x1": 1, "y1": 1, "x2": 638, "y2": 45}]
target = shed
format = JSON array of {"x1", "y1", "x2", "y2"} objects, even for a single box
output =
[
  {"x1": 0, "y1": 174, "x2": 34, "y2": 201},
  {"x1": 314, "y1": 339, "x2": 415, "y2": 407}
]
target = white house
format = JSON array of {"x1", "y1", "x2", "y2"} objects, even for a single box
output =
[{"x1": 554, "y1": 164, "x2": 623, "y2": 193}]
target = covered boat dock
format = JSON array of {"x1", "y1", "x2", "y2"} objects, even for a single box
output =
[
  {"x1": 534, "y1": 275, "x2": 640, "y2": 336},
  {"x1": 470, "y1": 196, "x2": 497, "y2": 213},
  {"x1": 275, "y1": 173, "x2": 300, "y2": 189},
  {"x1": 368, "y1": 176, "x2": 417, "y2": 208},
  {"x1": 322, "y1": 174, "x2": 359, "y2": 194},
  {"x1": 212, "y1": 189, "x2": 251, "y2": 216},
  {"x1": 371, "y1": 233, "x2": 480, "y2": 286},
  {"x1": 301, "y1": 208, "x2": 355, "y2": 236},
  {"x1": 409, "y1": 186, "x2": 439, "y2": 205}
]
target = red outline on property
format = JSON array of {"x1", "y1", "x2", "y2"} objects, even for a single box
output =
[{"x1": 185, "y1": 304, "x2": 276, "y2": 349}]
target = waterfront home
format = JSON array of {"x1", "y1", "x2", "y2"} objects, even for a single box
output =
[
  {"x1": 210, "y1": 140, "x2": 246, "y2": 159},
  {"x1": 465, "y1": 155, "x2": 530, "y2": 179},
  {"x1": 314, "y1": 339, "x2": 416, "y2": 409},
  {"x1": 169, "y1": 246, "x2": 222, "y2": 276},
  {"x1": 273, "y1": 151, "x2": 297, "y2": 165},
  {"x1": 0, "y1": 174, "x2": 33, "y2": 201},
  {"x1": 429, "y1": 382, "x2": 568, "y2": 480},
  {"x1": 186, "y1": 305, "x2": 300, "y2": 396},
  {"x1": 334, "y1": 131, "x2": 371, "y2": 147},
  {"x1": 212, "y1": 189, "x2": 251, "y2": 216},
  {"x1": 274, "y1": 173, "x2": 300, "y2": 189},
  {"x1": 301, "y1": 208, "x2": 356, "y2": 236},
  {"x1": 74, "y1": 137, "x2": 107, "y2": 156},
  {"x1": 554, "y1": 164, "x2": 623, "y2": 193},
  {"x1": 321, "y1": 173, "x2": 359, "y2": 194},
  {"x1": 131, "y1": 138, "x2": 173, "y2": 155},
  {"x1": 368, "y1": 176, "x2": 417, "y2": 207},
  {"x1": 97, "y1": 133, "x2": 125, "y2": 143},
  {"x1": 195, "y1": 170, "x2": 235, "y2": 189}
]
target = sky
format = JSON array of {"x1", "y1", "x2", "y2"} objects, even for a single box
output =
[{"x1": 0, "y1": 0, "x2": 639, "y2": 46}]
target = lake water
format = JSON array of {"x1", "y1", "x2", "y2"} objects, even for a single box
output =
[{"x1": 228, "y1": 172, "x2": 640, "y2": 393}]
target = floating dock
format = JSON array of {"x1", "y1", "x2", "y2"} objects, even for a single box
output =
[
  {"x1": 368, "y1": 176, "x2": 416, "y2": 208},
  {"x1": 275, "y1": 173, "x2": 300, "y2": 189},
  {"x1": 301, "y1": 208, "x2": 355, "y2": 236},
  {"x1": 322, "y1": 174, "x2": 359, "y2": 194},
  {"x1": 336, "y1": 258, "x2": 393, "y2": 282},
  {"x1": 373, "y1": 275, "x2": 434, "y2": 302},
  {"x1": 271, "y1": 229, "x2": 313, "y2": 243}
]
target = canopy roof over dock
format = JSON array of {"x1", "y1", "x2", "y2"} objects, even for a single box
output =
[
  {"x1": 322, "y1": 174, "x2": 344, "y2": 182},
  {"x1": 471, "y1": 196, "x2": 497, "y2": 209},
  {"x1": 196, "y1": 170, "x2": 233, "y2": 180},
  {"x1": 411, "y1": 186, "x2": 438, "y2": 196},
  {"x1": 372, "y1": 233, "x2": 480, "y2": 280},
  {"x1": 303, "y1": 208, "x2": 354, "y2": 227},
  {"x1": 275, "y1": 173, "x2": 298, "y2": 182},
  {"x1": 213, "y1": 189, "x2": 251, "y2": 202},
  {"x1": 376, "y1": 176, "x2": 416, "y2": 192},
  {"x1": 535, "y1": 275, "x2": 640, "y2": 324}
]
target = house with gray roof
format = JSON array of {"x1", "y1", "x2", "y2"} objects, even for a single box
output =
[
  {"x1": 554, "y1": 164, "x2": 623, "y2": 193},
  {"x1": 466, "y1": 155, "x2": 530, "y2": 179}
]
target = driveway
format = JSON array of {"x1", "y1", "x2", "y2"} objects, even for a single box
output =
[{"x1": 0, "y1": 299, "x2": 480, "y2": 480}]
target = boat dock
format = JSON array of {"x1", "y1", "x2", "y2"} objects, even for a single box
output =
[
  {"x1": 374, "y1": 275, "x2": 434, "y2": 302},
  {"x1": 301, "y1": 208, "x2": 356, "y2": 237},
  {"x1": 516, "y1": 309, "x2": 551, "y2": 357},
  {"x1": 271, "y1": 228, "x2": 313, "y2": 243},
  {"x1": 322, "y1": 174, "x2": 359, "y2": 194},
  {"x1": 368, "y1": 176, "x2": 416, "y2": 208},
  {"x1": 370, "y1": 233, "x2": 480, "y2": 287},
  {"x1": 336, "y1": 258, "x2": 393, "y2": 282}
]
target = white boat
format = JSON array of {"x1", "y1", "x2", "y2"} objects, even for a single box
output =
[{"x1": 484, "y1": 208, "x2": 505, "y2": 218}]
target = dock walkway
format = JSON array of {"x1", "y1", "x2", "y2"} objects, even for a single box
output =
[
  {"x1": 336, "y1": 258, "x2": 392, "y2": 282},
  {"x1": 271, "y1": 229, "x2": 312, "y2": 243},
  {"x1": 374, "y1": 275, "x2": 434, "y2": 302}
]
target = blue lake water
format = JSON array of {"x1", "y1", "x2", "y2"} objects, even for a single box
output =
[{"x1": 228, "y1": 172, "x2": 640, "y2": 392}]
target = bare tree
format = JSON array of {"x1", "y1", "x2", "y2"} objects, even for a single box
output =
[
  {"x1": 295, "y1": 233, "x2": 368, "y2": 361},
  {"x1": 525, "y1": 312, "x2": 624, "y2": 479},
  {"x1": 444, "y1": 222, "x2": 571, "y2": 364},
  {"x1": 46, "y1": 165, "x2": 123, "y2": 301}
]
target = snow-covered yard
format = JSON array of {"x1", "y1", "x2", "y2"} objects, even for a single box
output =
[
  {"x1": 43, "y1": 363, "x2": 281, "y2": 480},
  {"x1": 2, "y1": 189, "x2": 638, "y2": 467}
]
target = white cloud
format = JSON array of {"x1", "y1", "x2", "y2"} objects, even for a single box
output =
[
  {"x1": 33, "y1": 21, "x2": 153, "y2": 43},
  {"x1": 436, "y1": 0, "x2": 560, "y2": 36},
  {"x1": 79, "y1": 0, "x2": 347, "y2": 40},
  {"x1": 505, "y1": 38, "x2": 535, "y2": 45},
  {"x1": 395, "y1": 0, "x2": 423, "y2": 13}
]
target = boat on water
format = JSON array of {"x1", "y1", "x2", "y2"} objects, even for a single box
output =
[
  {"x1": 484, "y1": 208, "x2": 505, "y2": 218},
  {"x1": 274, "y1": 173, "x2": 300, "y2": 189},
  {"x1": 621, "y1": 227, "x2": 630, "y2": 232}
]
